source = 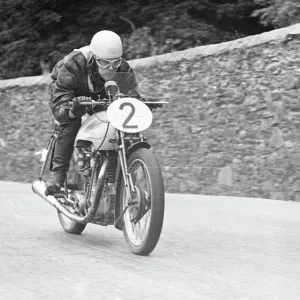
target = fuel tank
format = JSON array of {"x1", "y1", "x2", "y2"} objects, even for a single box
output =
[{"x1": 75, "y1": 111, "x2": 116, "y2": 150}]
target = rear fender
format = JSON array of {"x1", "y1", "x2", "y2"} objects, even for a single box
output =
[{"x1": 114, "y1": 141, "x2": 151, "y2": 230}]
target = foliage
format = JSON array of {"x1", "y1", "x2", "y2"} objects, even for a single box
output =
[
  {"x1": 252, "y1": 0, "x2": 300, "y2": 28},
  {"x1": 108, "y1": 0, "x2": 265, "y2": 58},
  {"x1": 1, "y1": 0, "x2": 295, "y2": 79}
]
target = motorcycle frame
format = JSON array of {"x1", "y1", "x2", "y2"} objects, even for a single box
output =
[
  {"x1": 34, "y1": 125, "x2": 150, "y2": 227},
  {"x1": 33, "y1": 84, "x2": 156, "y2": 226}
]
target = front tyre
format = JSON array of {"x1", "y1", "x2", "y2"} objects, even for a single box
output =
[{"x1": 119, "y1": 148, "x2": 165, "y2": 255}]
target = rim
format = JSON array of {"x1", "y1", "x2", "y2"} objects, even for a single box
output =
[{"x1": 123, "y1": 159, "x2": 152, "y2": 247}]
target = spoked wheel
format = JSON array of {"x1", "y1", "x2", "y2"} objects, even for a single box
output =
[
  {"x1": 119, "y1": 148, "x2": 165, "y2": 255},
  {"x1": 57, "y1": 151, "x2": 87, "y2": 234}
]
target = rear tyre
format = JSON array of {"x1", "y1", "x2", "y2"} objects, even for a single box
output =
[
  {"x1": 57, "y1": 151, "x2": 87, "y2": 234},
  {"x1": 118, "y1": 148, "x2": 165, "y2": 255}
]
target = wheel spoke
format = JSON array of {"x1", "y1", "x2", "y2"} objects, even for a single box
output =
[
  {"x1": 133, "y1": 222, "x2": 139, "y2": 240},
  {"x1": 121, "y1": 149, "x2": 165, "y2": 255},
  {"x1": 132, "y1": 165, "x2": 143, "y2": 186},
  {"x1": 123, "y1": 159, "x2": 153, "y2": 246},
  {"x1": 126, "y1": 199, "x2": 152, "y2": 243},
  {"x1": 141, "y1": 211, "x2": 151, "y2": 238},
  {"x1": 139, "y1": 164, "x2": 148, "y2": 191}
]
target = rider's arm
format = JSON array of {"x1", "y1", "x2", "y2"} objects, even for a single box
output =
[
  {"x1": 50, "y1": 66, "x2": 77, "y2": 123},
  {"x1": 49, "y1": 53, "x2": 87, "y2": 123},
  {"x1": 116, "y1": 61, "x2": 159, "y2": 105},
  {"x1": 116, "y1": 60, "x2": 140, "y2": 97}
]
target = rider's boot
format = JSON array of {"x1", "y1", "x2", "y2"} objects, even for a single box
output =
[{"x1": 45, "y1": 171, "x2": 66, "y2": 196}]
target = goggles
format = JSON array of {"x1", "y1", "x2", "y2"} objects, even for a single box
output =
[{"x1": 94, "y1": 56, "x2": 122, "y2": 69}]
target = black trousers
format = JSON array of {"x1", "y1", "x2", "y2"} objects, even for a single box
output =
[{"x1": 52, "y1": 118, "x2": 81, "y2": 173}]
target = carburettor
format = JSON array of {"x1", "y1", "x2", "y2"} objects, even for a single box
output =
[{"x1": 76, "y1": 141, "x2": 93, "y2": 177}]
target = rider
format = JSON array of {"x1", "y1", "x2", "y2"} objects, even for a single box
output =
[{"x1": 46, "y1": 30, "x2": 152, "y2": 196}]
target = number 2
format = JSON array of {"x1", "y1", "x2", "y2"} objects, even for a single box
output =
[{"x1": 120, "y1": 102, "x2": 138, "y2": 129}]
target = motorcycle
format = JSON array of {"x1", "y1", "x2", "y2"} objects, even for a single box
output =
[{"x1": 32, "y1": 81, "x2": 168, "y2": 255}]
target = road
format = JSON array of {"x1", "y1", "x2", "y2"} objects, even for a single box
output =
[{"x1": 0, "y1": 181, "x2": 300, "y2": 300}]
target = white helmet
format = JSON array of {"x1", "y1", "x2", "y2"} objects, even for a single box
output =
[{"x1": 90, "y1": 30, "x2": 123, "y2": 59}]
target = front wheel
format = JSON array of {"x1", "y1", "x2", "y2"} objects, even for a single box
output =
[{"x1": 119, "y1": 148, "x2": 165, "y2": 255}]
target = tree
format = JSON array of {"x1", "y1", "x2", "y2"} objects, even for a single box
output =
[
  {"x1": 252, "y1": 0, "x2": 300, "y2": 27},
  {"x1": 121, "y1": 0, "x2": 266, "y2": 56},
  {"x1": 0, "y1": 0, "x2": 64, "y2": 78},
  {"x1": 0, "y1": 0, "x2": 126, "y2": 79},
  {"x1": 0, "y1": 0, "x2": 273, "y2": 79}
]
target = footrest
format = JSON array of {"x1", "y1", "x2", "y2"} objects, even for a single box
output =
[{"x1": 54, "y1": 192, "x2": 66, "y2": 199}]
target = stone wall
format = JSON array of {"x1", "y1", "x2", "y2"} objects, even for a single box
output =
[{"x1": 1, "y1": 24, "x2": 300, "y2": 200}]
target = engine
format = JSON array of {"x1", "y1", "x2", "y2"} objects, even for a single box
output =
[
  {"x1": 73, "y1": 142, "x2": 117, "y2": 224},
  {"x1": 75, "y1": 140, "x2": 93, "y2": 177}
]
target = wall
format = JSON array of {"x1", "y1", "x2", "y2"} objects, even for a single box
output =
[{"x1": 1, "y1": 24, "x2": 300, "y2": 200}]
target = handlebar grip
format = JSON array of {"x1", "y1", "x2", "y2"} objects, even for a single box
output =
[
  {"x1": 69, "y1": 98, "x2": 110, "y2": 107},
  {"x1": 69, "y1": 97, "x2": 92, "y2": 107},
  {"x1": 141, "y1": 96, "x2": 159, "y2": 102},
  {"x1": 141, "y1": 96, "x2": 165, "y2": 109},
  {"x1": 74, "y1": 97, "x2": 92, "y2": 104}
]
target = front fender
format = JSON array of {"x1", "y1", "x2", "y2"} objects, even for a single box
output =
[
  {"x1": 114, "y1": 141, "x2": 151, "y2": 230},
  {"x1": 126, "y1": 141, "x2": 151, "y2": 158}
]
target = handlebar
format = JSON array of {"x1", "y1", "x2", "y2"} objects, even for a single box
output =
[
  {"x1": 143, "y1": 101, "x2": 169, "y2": 104},
  {"x1": 69, "y1": 96, "x2": 168, "y2": 108},
  {"x1": 68, "y1": 98, "x2": 109, "y2": 107}
]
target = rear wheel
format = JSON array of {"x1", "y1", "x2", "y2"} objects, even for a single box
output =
[
  {"x1": 119, "y1": 148, "x2": 165, "y2": 255},
  {"x1": 57, "y1": 151, "x2": 87, "y2": 234}
]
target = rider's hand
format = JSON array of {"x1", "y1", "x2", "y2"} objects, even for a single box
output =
[
  {"x1": 69, "y1": 98, "x2": 86, "y2": 118},
  {"x1": 142, "y1": 96, "x2": 163, "y2": 109},
  {"x1": 127, "y1": 90, "x2": 140, "y2": 98}
]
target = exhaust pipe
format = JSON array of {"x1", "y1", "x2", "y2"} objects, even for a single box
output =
[{"x1": 32, "y1": 157, "x2": 110, "y2": 224}]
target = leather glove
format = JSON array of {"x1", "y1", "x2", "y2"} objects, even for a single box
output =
[
  {"x1": 70, "y1": 98, "x2": 86, "y2": 118},
  {"x1": 142, "y1": 96, "x2": 163, "y2": 109},
  {"x1": 86, "y1": 104, "x2": 106, "y2": 115},
  {"x1": 127, "y1": 90, "x2": 140, "y2": 98}
]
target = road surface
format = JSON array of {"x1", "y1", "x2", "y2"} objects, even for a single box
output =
[{"x1": 1, "y1": 181, "x2": 300, "y2": 300}]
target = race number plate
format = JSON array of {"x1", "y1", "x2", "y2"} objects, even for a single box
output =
[{"x1": 107, "y1": 98, "x2": 153, "y2": 133}]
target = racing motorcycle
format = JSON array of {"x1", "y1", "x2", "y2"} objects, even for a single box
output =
[{"x1": 32, "y1": 81, "x2": 168, "y2": 255}]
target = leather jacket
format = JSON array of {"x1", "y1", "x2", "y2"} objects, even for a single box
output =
[{"x1": 49, "y1": 46, "x2": 139, "y2": 124}]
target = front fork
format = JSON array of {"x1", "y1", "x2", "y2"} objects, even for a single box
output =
[
  {"x1": 114, "y1": 131, "x2": 138, "y2": 226},
  {"x1": 118, "y1": 131, "x2": 135, "y2": 204}
]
